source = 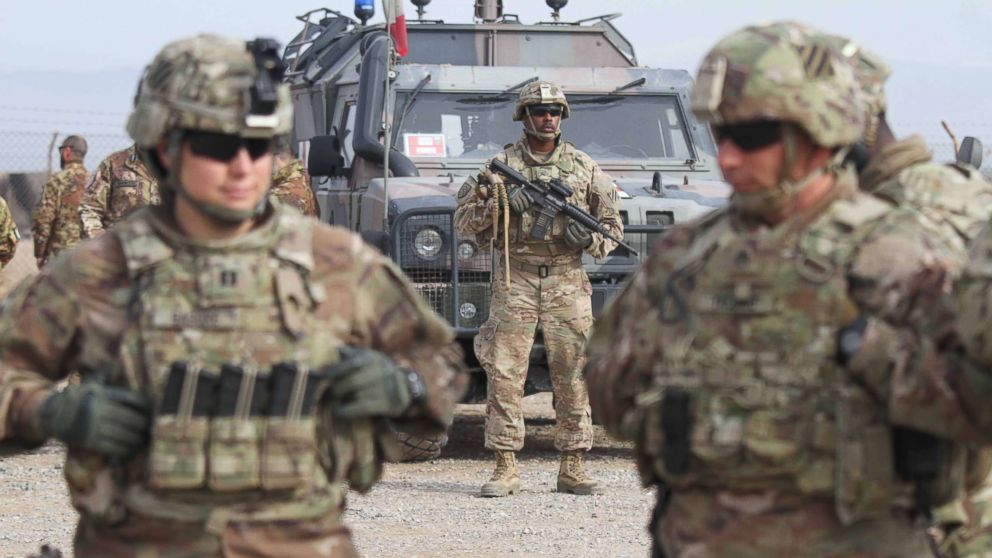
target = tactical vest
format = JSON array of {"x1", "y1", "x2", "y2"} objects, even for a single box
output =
[
  {"x1": 65, "y1": 208, "x2": 378, "y2": 526},
  {"x1": 499, "y1": 140, "x2": 592, "y2": 256},
  {"x1": 636, "y1": 192, "x2": 963, "y2": 524}
]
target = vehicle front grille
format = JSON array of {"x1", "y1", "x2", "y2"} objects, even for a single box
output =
[{"x1": 393, "y1": 208, "x2": 492, "y2": 330}]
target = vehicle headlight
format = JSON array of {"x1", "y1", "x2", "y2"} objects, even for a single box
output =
[
  {"x1": 413, "y1": 227, "x2": 443, "y2": 259},
  {"x1": 457, "y1": 240, "x2": 476, "y2": 261},
  {"x1": 459, "y1": 302, "x2": 477, "y2": 319}
]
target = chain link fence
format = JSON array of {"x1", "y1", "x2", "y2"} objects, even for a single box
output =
[
  {"x1": 0, "y1": 129, "x2": 132, "y2": 174},
  {"x1": 0, "y1": 129, "x2": 130, "y2": 228},
  {"x1": 0, "y1": 130, "x2": 131, "y2": 295}
]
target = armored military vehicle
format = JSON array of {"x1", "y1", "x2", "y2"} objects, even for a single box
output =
[{"x1": 283, "y1": 0, "x2": 728, "y2": 458}]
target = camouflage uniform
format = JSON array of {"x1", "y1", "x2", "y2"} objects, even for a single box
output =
[
  {"x1": 826, "y1": 33, "x2": 992, "y2": 556},
  {"x1": 271, "y1": 157, "x2": 319, "y2": 217},
  {"x1": 456, "y1": 133, "x2": 621, "y2": 454},
  {"x1": 586, "y1": 23, "x2": 991, "y2": 557},
  {"x1": 951, "y1": 206, "x2": 992, "y2": 558},
  {"x1": 80, "y1": 144, "x2": 159, "y2": 238},
  {"x1": 0, "y1": 196, "x2": 19, "y2": 269},
  {"x1": 32, "y1": 160, "x2": 88, "y2": 266},
  {"x1": 861, "y1": 136, "x2": 992, "y2": 260},
  {"x1": 455, "y1": 81, "x2": 621, "y2": 495},
  {"x1": 0, "y1": 205, "x2": 465, "y2": 556},
  {"x1": 0, "y1": 35, "x2": 465, "y2": 557}
]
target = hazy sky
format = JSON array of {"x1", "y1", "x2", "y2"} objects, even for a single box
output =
[{"x1": 1, "y1": 0, "x2": 991, "y2": 167}]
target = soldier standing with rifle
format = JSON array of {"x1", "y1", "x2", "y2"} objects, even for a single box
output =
[
  {"x1": 0, "y1": 34, "x2": 464, "y2": 557},
  {"x1": 454, "y1": 81, "x2": 623, "y2": 497}
]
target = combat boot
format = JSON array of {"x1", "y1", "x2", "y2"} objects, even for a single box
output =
[
  {"x1": 480, "y1": 450, "x2": 520, "y2": 497},
  {"x1": 557, "y1": 451, "x2": 598, "y2": 495}
]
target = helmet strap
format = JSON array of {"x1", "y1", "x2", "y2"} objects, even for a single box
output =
[
  {"x1": 522, "y1": 105, "x2": 561, "y2": 142},
  {"x1": 166, "y1": 130, "x2": 267, "y2": 225},
  {"x1": 732, "y1": 126, "x2": 848, "y2": 219}
]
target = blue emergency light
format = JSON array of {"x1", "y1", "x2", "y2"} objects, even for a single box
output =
[{"x1": 355, "y1": 0, "x2": 375, "y2": 25}]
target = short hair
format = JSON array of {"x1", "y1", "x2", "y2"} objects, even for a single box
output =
[{"x1": 59, "y1": 135, "x2": 88, "y2": 158}]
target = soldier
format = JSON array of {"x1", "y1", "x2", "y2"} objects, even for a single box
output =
[
  {"x1": 454, "y1": 81, "x2": 622, "y2": 497},
  {"x1": 271, "y1": 136, "x2": 319, "y2": 217},
  {"x1": 0, "y1": 196, "x2": 19, "y2": 269},
  {"x1": 79, "y1": 142, "x2": 159, "y2": 238},
  {"x1": 822, "y1": 30, "x2": 992, "y2": 557},
  {"x1": 830, "y1": 35, "x2": 992, "y2": 257},
  {"x1": 32, "y1": 134, "x2": 89, "y2": 266},
  {"x1": 585, "y1": 22, "x2": 992, "y2": 557},
  {"x1": 0, "y1": 34, "x2": 464, "y2": 557}
]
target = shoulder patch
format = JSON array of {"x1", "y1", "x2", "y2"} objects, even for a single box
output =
[{"x1": 457, "y1": 179, "x2": 474, "y2": 201}]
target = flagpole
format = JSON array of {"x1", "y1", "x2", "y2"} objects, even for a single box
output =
[{"x1": 382, "y1": 0, "x2": 392, "y2": 231}]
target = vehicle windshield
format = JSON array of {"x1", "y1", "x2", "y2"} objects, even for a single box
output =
[{"x1": 393, "y1": 91, "x2": 694, "y2": 161}]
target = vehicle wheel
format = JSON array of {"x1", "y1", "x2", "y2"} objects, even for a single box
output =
[{"x1": 394, "y1": 431, "x2": 449, "y2": 462}]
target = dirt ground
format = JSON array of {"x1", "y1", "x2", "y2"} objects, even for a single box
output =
[{"x1": 0, "y1": 394, "x2": 655, "y2": 558}]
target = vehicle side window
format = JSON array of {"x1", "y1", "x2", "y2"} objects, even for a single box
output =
[{"x1": 342, "y1": 102, "x2": 357, "y2": 166}]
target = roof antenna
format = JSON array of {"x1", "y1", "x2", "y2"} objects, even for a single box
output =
[
  {"x1": 411, "y1": 0, "x2": 430, "y2": 20},
  {"x1": 546, "y1": 0, "x2": 567, "y2": 22}
]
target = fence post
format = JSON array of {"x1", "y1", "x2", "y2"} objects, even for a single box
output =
[{"x1": 46, "y1": 131, "x2": 58, "y2": 177}]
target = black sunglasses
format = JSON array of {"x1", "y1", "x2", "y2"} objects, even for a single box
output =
[
  {"x1": 712, "y1": 122, "x2": 783, "y2": 152},
  {"x1": 186, "y1": 131, "x2": 273, "y2": 162},
  {"x1": 529, "y1": 105, "x2": 563, "y2": 118}
]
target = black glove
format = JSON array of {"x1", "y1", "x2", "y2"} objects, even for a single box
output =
[
  {"x1": 563, "y1": 221, "x2": 593, "y2": 250},
  {"x1": 322, "y1": 347, "x2": 424, "y2": 419},
  {"x1": 508, "y1": 185, "x2": 533, "y2": 214},
  {"x1": 38, "y1": 383, "x2": 151, "y2": 458}
]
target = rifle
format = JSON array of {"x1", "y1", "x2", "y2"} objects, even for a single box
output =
[{"x1": 489, "y1": 159, "x2": 638, "y2": 256}]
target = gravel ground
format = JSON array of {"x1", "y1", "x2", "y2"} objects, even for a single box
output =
[{"x1": 0, "y1": 394, "x2": 655, "y2": 558}]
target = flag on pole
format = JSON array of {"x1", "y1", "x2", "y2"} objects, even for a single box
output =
[{"x1": 384, "y1": 0, "x2": 408, "y2": 57}]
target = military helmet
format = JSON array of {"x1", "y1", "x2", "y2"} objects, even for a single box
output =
[
  {"x1": 127, "y1": 34, "x2": 292, "y2": 151},
  {"x1": 513, "y1": 81, "x2": 570, "y2": 121},
  {"x1": 691, "y1": 21, "x2": 866, "y2": 148},
  {"x1": 816, "y1": 34, "x2": 890, "y2": 117}
]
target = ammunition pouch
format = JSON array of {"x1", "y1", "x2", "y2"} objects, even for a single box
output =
[{"x1": 148, "y1": 361, "x2": 323, "y2": 492}]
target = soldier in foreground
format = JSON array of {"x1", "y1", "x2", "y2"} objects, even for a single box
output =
[
  {"x1": 271, "y1": 136, "x2": 319, "y2": 217},
  {"x1": 79, "y1": 141, "x2": 158, "y2": 238},
  {"x1": 0, "y1": 34, "x2": 464, "y2": 557},
  {"x1": 822, "y1": 29, "x2": 992, "y2": 556},
  {"x1": 586, "y1": 22, "x2": 992, "y2": 557},
  {"x1": 454, "y1": 81, "x2": 622, "y2": 497},
  {"x1": 33, "y1": 135, "x2": 89, "y2": 267}
]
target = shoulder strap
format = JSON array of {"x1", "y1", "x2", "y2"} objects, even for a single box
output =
[
  {"x1": 828, "y1": 194, "x2": 891, "y2": 230},
  {"x1": 113, "y1": 210, "x2": 174, "y2": 278},
  {"x1": 272, "y1": 208, "x2": 316, "y2": 271},
  {"x1": 802, "y1": 192, "x2": 891, "y2": 271}
]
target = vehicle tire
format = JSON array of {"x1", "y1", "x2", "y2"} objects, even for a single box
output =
[{"x1": 394, "y1": 431, "x2": 448, "y2": 462}]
